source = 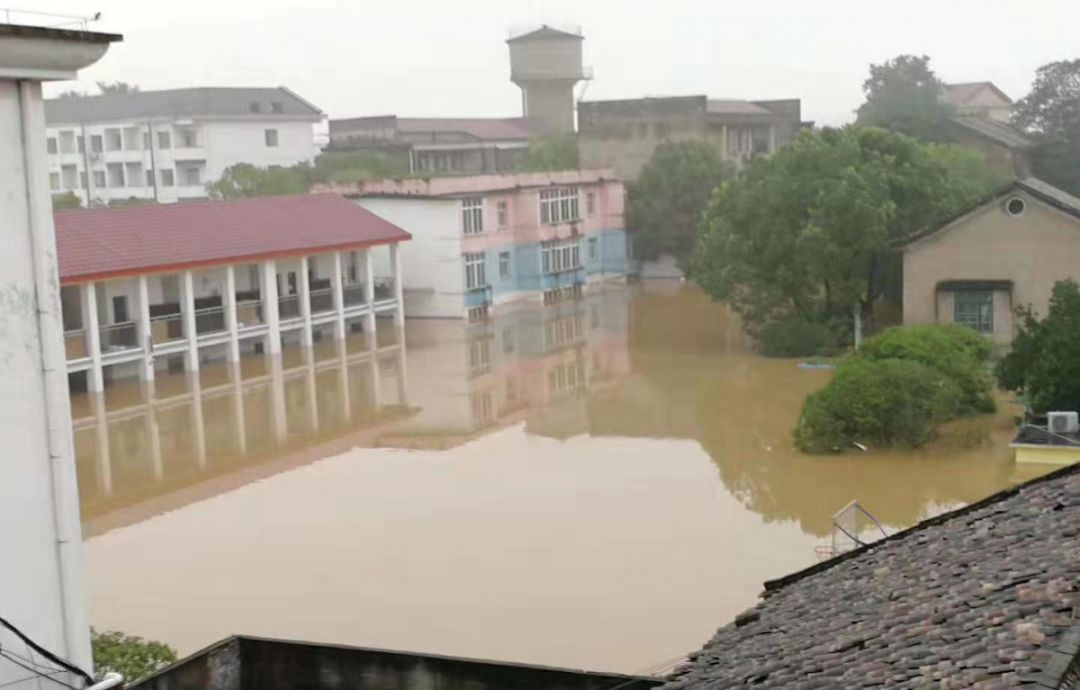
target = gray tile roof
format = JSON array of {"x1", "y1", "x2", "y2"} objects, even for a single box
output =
[
  {"x1": 951, "y1": 115, "x2": 1033, "y2": 148},
  {"x1": 45, "y1": 86, "x2": 322, "y2": 125},
  {"x1": 663, "y1": 464, "x2": 1080, "y2": 689}
]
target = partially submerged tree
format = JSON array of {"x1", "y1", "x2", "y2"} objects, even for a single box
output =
[
  {"x1": 856, "y1": 55, "x2": 954, "y2": 142},
  {"x1": 626, "y1": 141, "x2": 732, "y2": 274},
  {"x1": 92, "y1": 629, "x2": 176, "y2": 683},
  {"x1": 1013, "y1": 59, "x2": 1080, "y2": 195},
  {"x1": 693, "y1": 127, "x2": 1001, "y2": 338}
]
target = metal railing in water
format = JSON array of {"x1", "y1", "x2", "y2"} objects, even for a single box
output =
[
  {"x1": 195, "y1": 306, "x2": 226, "y2": 335},
  {"x1": 150, "y1": 313, "x2": 183, "y2": 345},
  {"x1": 278, "y1": 294, "x2": 301, "y2": 319},
  {"x1": 64, "y1": 329, "x2": 88, "y2": 359},
  {"x1": 236, "y1": 300, "x2": 263, "y2": 327},
  {"x1": 343, "y1": 283, "x2": 366, "y2": 307},
  {"x1": 309, "y1": 287, "x2": 335, "y2": 314},
  {"x1": 99, "y1": 321, "x2": 137, "y2": 351}
]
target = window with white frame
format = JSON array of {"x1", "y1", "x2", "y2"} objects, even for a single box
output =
[
  {"x1": 46, "y1": 137, "x2": 58, "y2": 154},
  {"x1": 49, "y1": 172, "x2": 60, "y2": 190},
  {"x1": 541, "y1": 239, "x2": 581, "y2": 275},
  {"x1": 462, "y1": 197, "x2": 484, "y2": 235},
  {"x1": 586, "y1": 192, "x2": 596, "y2": 216},
  {"x1": 264, "y1": 129, "x2": 279, "y2": 147},
  {"x1": 588, "y1": 237, "x2": 598, "y2": 261},
  {"x1": 954, "y1": 290, "x2": 994, "y2": 334},
  {"x1": 497, "y1": 200, "x2": 509, "y2": 228},
  {"x1": 540, "y1": 186, "x2": 580, "y2": 225},
  {"x1": 499, "y1": 251, "x2": 512, "y2": 281},
  {"x1": 464, "y1": 252, "x2": 487, "y2": 290}
]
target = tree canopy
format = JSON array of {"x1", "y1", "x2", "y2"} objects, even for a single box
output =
[
  {"x1": 206, "y1": 152, "x2": 408, "y2": 199},
  {"x1": 692, "y1": 127, "x2": 1003, "y2": 337},
  {"x1": 1013, "y1": 59, "x2": 1080, "y2": 195},
  {"x1": 514, "y1": 134, "x2": 580, "y2": 172},
  {"x1": 626, "y1": 141, "x2": 732, "y2": 274},
  {"x1": 856, "y1": 55, "x2": 954, "y2": 142}
]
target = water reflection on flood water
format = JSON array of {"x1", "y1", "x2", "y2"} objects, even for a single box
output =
[{"x1": 77, "y1": 283, "x2": 1051, "y2": 673}]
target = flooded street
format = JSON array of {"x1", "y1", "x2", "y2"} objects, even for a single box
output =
[{"x1": 75, "y1": 283, "x2": 1047, "y2": 674}]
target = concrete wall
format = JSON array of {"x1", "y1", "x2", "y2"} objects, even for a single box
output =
[
  {"x1": 903, "y1": 189, "x2": 1080, "y2": 345},
  {"x1": 131, "y1": 636, "x2": 661, "y2": 690},
  {"x1": 201, "y1": 119, "x2": 317, "y2": 182}
]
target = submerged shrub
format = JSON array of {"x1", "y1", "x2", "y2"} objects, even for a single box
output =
[
  {"x1": 758, "y1": 317, "x2": 838, "y2": 358},
  {"x1": 92, "y1": 629, "x2": 177, "y2": 682},
  {"x1": 859, "y1": 324, "x2": 995, "y2": 413},
  {"x1": 795, "y1": 358, "x2": 964, "y2": 453}
]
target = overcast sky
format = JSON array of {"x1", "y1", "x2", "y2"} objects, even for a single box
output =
[{"x1": 30, "y1": 0, "x2": 1080, "y2": 126}]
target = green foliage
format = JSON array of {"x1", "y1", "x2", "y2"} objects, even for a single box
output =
[
  {"x1": 51, "y1": 191, "x2": 83, "y2": 210},
  {"x1": 693, "y1": 126, "x2": 1000, "y2": 336},
  {"x1": 860, "y1": 324, "x2": 995, "y2": 413},
  {"x1": 312, "y1": 151, "x2": 408, "y2": 184},
  {"x1": 758, "y1": 317, "x2": 839, "y2": 358},
  {"x1": 627, "y1": 141, "x2": 732, "y2": 274},
  {"x1": 1013, "y1": 59, "x2": 1080, "y2": 196},
  {"x1": 1028, "y1": 140, "x2": 1080, "y2": 197},
  {"x1": 996, "y1": 279, "x2": 1080, "y2": 413},
  {"x1": 206, "y1": 163, "x2": 312, "y2": 199},
  {"x1": 795, "y1": 358, "x2": 964, "y2": 453},
  {"x1": 514, "y1": 134, "x2": 579, "y2": 172},
  {"x1": 925, "y1": 144, "x2": 1013, "y2": 207},
  {"x1": 856, "y1": 55, "x2": 954, "y2": 142},
  {"x1": 92, "y1": 629, "x2": 177, "y2": 682}
]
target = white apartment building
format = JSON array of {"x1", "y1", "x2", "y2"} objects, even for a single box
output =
[{"x1": 45, "y1": 86, "x2": 322, "y2": 205}]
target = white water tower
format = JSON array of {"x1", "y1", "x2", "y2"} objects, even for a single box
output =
[{"x1": 507, "y1": 24, "x2": 586, "y2": 136}]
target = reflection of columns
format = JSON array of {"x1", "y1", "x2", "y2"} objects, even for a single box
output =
[
  {"x1": 298, "y1": 256, "x2": 313, "y2": 348},
  {"x1": 224, "y1": 264, "x2": 240, "y2": 362},
  {"x1": 181, "y1": 269, "x2": 199, "y2": 373},
  {"x1": 229, "y1": 362, "x2": 247, "y2": 455},
  {"x1": 135, "y1": 275, "x2": 154, "y2": 382},
  {"x1": 331, "y1": 251, "x2": 346, "y2": 340},
  {"x1": 337, "y1": 340, "x2": 351, "y2": 421},
  {"x1": 370, "y1": 355, "x2": 382, "y2": 409},
  {"x1": 190, "y1": 374, "x2": 207, "y2": 470},
  {"x1": 364, "y1": 248, "x2": 376, "y2": 342},
  {"x1": 397, "y1": 339, "x2": 409, "y2": 406},
  {"x1": 391, "y1": 242, "x2": 404, "y2": 326},
  {"x1": 262, "y1": 260, "x2": 281, "y2": 355},
  {"x1": 82, "y1": 281, "x2": 104, "y2": 392},
  {"x1": 145, "y1": 382, "x2": 163, "y2": 481},
  {"x1": 269, "y1": 355, "x2": 287, "y2": 443},
  {"x1": 91, "y1": 393, "x2": 112, "y2": 496},
  {"x1": 304, "y1": 348, "x2": 319, "y2": 433}
]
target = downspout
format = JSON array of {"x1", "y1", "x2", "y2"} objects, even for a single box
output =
[{"x1": 17, "y1": 79, "x2": 92, "y2": 675}]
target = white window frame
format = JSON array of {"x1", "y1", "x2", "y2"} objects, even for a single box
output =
[
  {"x1": 462, "y1": 197, "x2": 484, "y2": 235},
  {"x1": 265, "y1": 128, "x2": 279, "y2": 147},
  {"x1": 497, "y1": 200, "x2": 509, "y2": 228},
  {"x1": 540, "y1": 186, "x2": 580, "y2": 225},
  {"x1": 541, "y1": 239, "x2": 582, "y2": 275},
  {"x1": 464, "y1": 252, "x2": 487, "y2": 290},
  {"x1": 954, "y1": 290, "x2": 994, "y2": 334},
  {"x1": 499, "y1": 251, "x2": 512, "y2": 281}
]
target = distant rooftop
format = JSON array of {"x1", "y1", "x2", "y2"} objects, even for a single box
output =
[
  {"x1": 706, "y1": 100, "x2": 772, "y2": 115},
  {"x1": 329, "y1": 115, "x2": 529, "y2": 142},
  {"x1": 506, "y1": 24, "x2": 583, "y2": 42},
  {"x1": 45, "y1": 86, "x2": 322, "y2": 125},
  {"x1": 950, "y1": 114, "x2": 1033, "y2": 148},
  {"x1": 663, "y1": 463, "x2": 1080, "y2": 689},
  {"x1": 942, "y1": 81, "x2": 1013, "y2": 107}
]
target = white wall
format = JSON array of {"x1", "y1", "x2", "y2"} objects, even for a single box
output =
[
  {"x1": 201, "y1": 119, "x2": 317, "y2": 182},
  {"x1": 355, "y1": 198, "x2": 465, "y2": 318},
  {"x1": 0, "y1": 79, "x2": 91, "y2": 685}
]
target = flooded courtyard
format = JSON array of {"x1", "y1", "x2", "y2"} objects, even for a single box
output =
[{"x1": 74, "y1": 283, "x2": 1047, "y2": 674}]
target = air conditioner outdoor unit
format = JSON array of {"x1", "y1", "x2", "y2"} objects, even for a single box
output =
[{"x1": 1048, "y1": 411, "x2": 1080, "y2": 435}]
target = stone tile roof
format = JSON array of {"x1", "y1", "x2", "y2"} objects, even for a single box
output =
[
  {"x1": 663, "y1": 464, "x2": 1080, "y2": 689},
  {"x1": 45, "y1": 86, "x2": 322, "y2": 124},
  {"x1": 951, "y1": 115, "x2": 1033, "y2": 148},
  {"x1": 943, "y1": 82, "x2": 1014, "y2": 107}
]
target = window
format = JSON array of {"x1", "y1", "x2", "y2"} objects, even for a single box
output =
[
  {"x1": 104, "y1": 128, "x2": 122, "y2": 151},
  {"x1": 499, "y1": 251, "x2": 512, "y2": 281},
  {"x1": 249, "y1": 101, "x2": 262, "y2": 113},
  {"x1": 179, "y1": 165, "x2": 200, "y2": 186},
  {"x1": 76, "y1": 135, "x2": 85, "y2": 153},
  {"x1": 146, "y1": 169, "x2": 155, "y2": 187},
  {"x1": 106, "y1": 163, "x2": 124, "y2": 188},
  {"x1": 264, "y1": 129, "x2": 279, "y2": 147},
  {"x1": 59, "y1": 131, "x2": 76, "y2": 153},
  {"x1": 93, "y1": 171, "x2": 106, "y2": 188},
  {"x1": 586, "y1": 192, "x2": 596, "y2": 216},
  {"x1": 90, "y1": 135, "x2": 103, "y2": 153},
  {"x1": 61, "y1": 164, "x2": 77, "y2": 190},
  {"x1": 49, "y1": 172, "x2": 60, "y2": 190},
  {"x1": 80, "y1": 172, "x2": 87, "y2": 189},
  {"x1": 502, "y1": 328, "x2": 514, "y2": 354},
  {"x1": 464, "y1": 252, "x2": 486, "y2": 290},
  {"x1": 123, "y1": 127, "x2": 141, "y2": 150},
  {"x1": 125, "y1": 163, "x2": 143, "y2": 186},
  {"x1": 468, "y1": 338, "x2": 490, "y2": 375},
  {"x1": 954, "y1": 291, "x2": 994, "y2": 334},
  {"x1": 143, "y1": 131, "x2": 152, "y2": 149},
  {"x1": 177, "y1": 128, "x2": 197, "y2": 148},
  {"x1": 161, "y1": 169, "x2": 175, "y2": 187},
  {"x1": 541, "y1": 239, "x2": 582, "y2": 275},
  {"x1": 47, "y1": 137, "x2": 58, "y2": 154},
  {"x1": 462, "y1": 197, "x2": 484, "y2": 235},
  {"x1": 540, "y1": 186, "x2": 580, "y2": 225},
  {"x1": 467, "y1": 305, "x2": 489, "y2": 322},
  {"x1": 271, "y1": 101, "x2": 284, "y2": 114},
  {"x1": 157, "y1": 130, "x2": 171, "y2": 149},
  {"x1": 497, "y1": 200, "x2": 509, "y2": 228},
  {"x1": 588, "y1": 237, "x2": 598, "y2": 261}
]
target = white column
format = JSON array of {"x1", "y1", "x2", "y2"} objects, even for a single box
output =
[
  {"x1": 390, "y1": 242, "x2": 405, "y2": 327},
  {"x1": 135, "y1": 274, "x2": 154, "y2": 382},
  {"x1": 331, "y1": 251, "x2": 346, "y2": 340},
  {"x1": 298, "y1": 255, "x2": 313, "y2": 348},
  {"x1": 181, "y1": 270, "x2": 199, "y2": 373},
  {"x1": 224, "y1": 264, "x2": 240, "y2": 362},
  {"x1": 82, "y1": 281, "x2": 104, "y2": 392},
  {"x1": 364, "y1": 248, "x2": 376, "y2": 344},
  {"x1": 262, "y1": 259, "x2": 281, "y2": 355}
]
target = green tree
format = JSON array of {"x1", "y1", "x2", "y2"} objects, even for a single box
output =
[
  {"x1": 856, "y1": 55, "x2": 954, "y2": 142},
  {"x1": 514, "y1": 134, "x2": 579, "y2": 172},
  {"x1": 626, "y1": 141, "x2": 732, "y2": 274},
  {"x1": 1013, "y1": 59, "x2": 1080, "y2": 195},
  {"x1": 92, "y1": 629, "x2": 176, "y2": 682},
  {"x1": 312, "y1": 151, "x2": 408, "y2": 184},
  {"x1": 693, "y1": 127, "x2": 1000, "y2": 337},
  {"x1": 51, "y1": 191, "x2": 83, "y2": 210},
  {"x1": 96, "y1": 81, "x2": 139, "y2": 95},
  {"x1": 206, "y1": 163, "x2": 312, "y2": 199},
  {"x1": 996, "y1": 279, "x2": 1080, "y2": 413}
]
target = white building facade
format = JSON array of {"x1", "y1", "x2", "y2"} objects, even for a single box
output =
[{"x1": 45, "y1": 86, "x2": 321, "y2": 205}]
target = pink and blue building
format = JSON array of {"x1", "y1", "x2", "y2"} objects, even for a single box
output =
[{"x1": 321, "y1": 169, "x2": 631, "y2": 319}]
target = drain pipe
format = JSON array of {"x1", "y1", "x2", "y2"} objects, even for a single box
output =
[
  {"x1": 87, "y1": 673, "x2": 124, "y2": 690},
  {"x1": 16, "y1": 78, "x2": 93, "y2": 672}
]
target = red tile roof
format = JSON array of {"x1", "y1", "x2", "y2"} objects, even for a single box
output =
[{"x1": 55, "y1": 194, "x2": 410, "y2": 284}]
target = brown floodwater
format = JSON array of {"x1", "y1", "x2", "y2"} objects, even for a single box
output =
[{"x1": 74, "y1": 283, "x2": 1052, "y2": 674}]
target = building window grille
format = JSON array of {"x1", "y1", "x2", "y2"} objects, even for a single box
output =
[
  {"x1": 462, "y1": 198, "x2": 484, "y2": 235},
  {"x1": 265, "y1": 129, "x2": 279, "y2": 147},
  {"x1": 499, "y1": 252, "x2": 512, "y2": 281},
  {"x1": 540, "y1": 186, "x2": 580, "y2": 225},
  {"x1": 464, "y1": 252, "x2": 487, "y2": 290},
  {"x1": 541, "y1": 239, "x2": 581, "y2": 275},
  {"x1": 954, "y1": 290, "x2": 993, "y2": 334}
]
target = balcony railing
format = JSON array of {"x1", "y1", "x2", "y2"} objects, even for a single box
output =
[
  {"x1": 99, "y1": 321, "x2": 138, "y2": 352},
  {"x1": 309, "y1": 287, "x2": 335, "y2": 314},
  {"x1": 342, "y1": 283, "x2": 366, "y2": 307},
  {"x1": 150, "y1": 313, "x2": 184, "y2": 345},
  {"x1": 278, "y1": 294, "x2": 301, "y2": 320},
  {"x1": 236, "y1": 300, "x2": 264, "y2": 328},
  {"x1": 195, "y1": 306, "x2": 226, "y2": 335},
  {"x1": 65, "y1": 330, "x2": 88, "y2": 360},
  {"x1": 374, "y1": 282, "x2": 394, "y2": 302}
]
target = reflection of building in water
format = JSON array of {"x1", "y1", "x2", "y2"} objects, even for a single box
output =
[{"x1": 72, "y1": 338, "x2": 411, "y2": 536}]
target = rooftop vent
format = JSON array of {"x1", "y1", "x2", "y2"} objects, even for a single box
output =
[{"x1": 1005, "y1": 196, "x2": 1026, "y2": 217}]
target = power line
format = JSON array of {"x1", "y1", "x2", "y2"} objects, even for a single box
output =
[{"x1": 0, "y1": 651, "x2": 79, "y2": 690}]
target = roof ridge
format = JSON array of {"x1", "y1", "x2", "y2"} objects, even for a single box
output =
[
  {"x1": 762, "y1": 461, "x2": 1080, "y2": 595},
  {"x1": 54, "y1": 192, "x2": 339, "y2": 217}
]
